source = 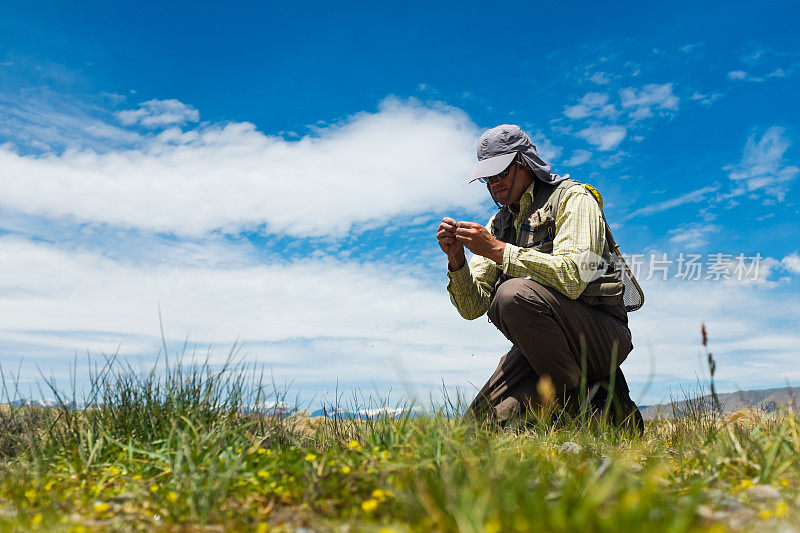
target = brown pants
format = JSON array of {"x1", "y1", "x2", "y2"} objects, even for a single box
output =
[{"x1": 469, "y1": 278, "x2": 633, "y2": 422}]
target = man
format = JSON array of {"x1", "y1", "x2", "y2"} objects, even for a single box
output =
[{"x1": 437, "y1": 124, "x2": 642, "y2": 428}]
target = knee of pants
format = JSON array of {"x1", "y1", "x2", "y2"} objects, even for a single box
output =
[{"x1": 488, "y1": 277, "x2": 547, "y2": 325}]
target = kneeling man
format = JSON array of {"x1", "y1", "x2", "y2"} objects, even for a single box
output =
[{"x1": 437, "y1": 124, "x2": 642, "y2": 427}]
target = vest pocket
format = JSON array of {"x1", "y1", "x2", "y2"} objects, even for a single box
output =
[
  {"x1": 520, "y1": 214, "x2": 556, "y2": 252},
  {"x1": 579, "y1": 273, "x2": 625, "y2": 306}
]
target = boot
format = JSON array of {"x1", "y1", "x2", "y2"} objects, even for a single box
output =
[{"x1": 587, "y1": 368, "x2": 644, "y2": 433}]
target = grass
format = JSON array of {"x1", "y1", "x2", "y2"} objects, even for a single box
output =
[{"x1": 0, "y1": 354, "x2": 798, "y2": 532}]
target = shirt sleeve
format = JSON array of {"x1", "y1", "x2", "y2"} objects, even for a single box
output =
[
  {"x1": 445, "y1": 215, "x2": 502, "y2": 320},
  {"x1": 500, "y1": 185, "x2": 605, "y2": 300}
]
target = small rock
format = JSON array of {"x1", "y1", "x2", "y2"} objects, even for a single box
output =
[
  {"x1": 708, "y1": 490, "x2": 745, "y2": 511},
  {"x1": 746, "y1": 484, "x2": 780, "y2": 500},
  {"x1": 559, "y1": 441, "x2": 581, "y2": 455}
]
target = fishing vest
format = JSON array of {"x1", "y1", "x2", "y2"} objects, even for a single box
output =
[{"x1": 489, "y1": 178, "x2": 634, "y2": 320}]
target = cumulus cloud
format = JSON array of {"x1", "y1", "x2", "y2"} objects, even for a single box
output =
[
  {"x1": 689, "y1": 91, "x2": 722, "y2": 106},
  {"x1": 0, "y1": 235, "x2": 507, "y2": 399},
  {"x1": 589, "y1": 72, "x2": 611, "y2": 85},
  {"x1": 3, "y1": 235, "x2": 799, "y2": 404},
  {"x1": 562, "y1": 149, "x2": 592, "y2": 167},
  {"x1": 627, "y1": 273, "x2": 800, "y2": 400},
  {"x1": 724, "y1": 126, "x2": 799, "y2": 201},
  {"x1": 667, "y1": 222, "x2": 722, "y2": 250},
  {"x1": 619, "y1": 83, "x2": 679, "y2": 120},
  {"x1": 564, "y1": 92, "x2": 617, "y2": 120},
  {"x1": 0, "y1": 97, "x2": 485, "y2": 237},
  {"x1": 115, "y1": 98, "x2": 200, "y2": 127},
  {"x1": 782, "y1": 252, "x2": 800, "y2": 274},
  {"x1": 577, "y1": 125, "x2": 627, "y2": 151},
  {"x1": 727, "y1": 70, "x2": 765, "y2": 82}
]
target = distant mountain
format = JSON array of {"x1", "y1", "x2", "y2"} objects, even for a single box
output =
[
  {"x1": 7, "y1": 398, "x2": 60, "y2": 408},
  {"x1": 640, "y1": 386, "x2": 799, "y2": 420},
  {"x1": 311, "y1": 406, "x2": 426, "y2": 419}
]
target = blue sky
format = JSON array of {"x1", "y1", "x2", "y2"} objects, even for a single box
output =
[{"x1": 1, "y1": 1, "x2": 799, "y2": 408}]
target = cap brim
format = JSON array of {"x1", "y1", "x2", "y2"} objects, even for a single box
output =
[{"x1": 468, "y1": 152, "x2": 517, "y2": 183}]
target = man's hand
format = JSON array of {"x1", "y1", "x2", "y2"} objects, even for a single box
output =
[
  {"x1": 455, "y1": 221, "x2": 506, "y2": 264},
  {"x1": 437, "y1": 217, "x2": 466, "y2": 271}
]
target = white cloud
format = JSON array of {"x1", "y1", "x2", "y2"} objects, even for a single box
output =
[
  {"x1": 0, "y1": 235, "x2": 508, "y2": 400},
  {"x1": 564, "y1": 92, "x2": 617, "y2": 120},
  {"x1": 0, "y1": 89, "x2": 141, "y2": 153},
  {"x1": 689, "y1": 92, "x2": 722, "y2": 106},
  {"x1": 562, "y1": 149, "x2": 592, "y2": 167},
  {"x1": 0, "y1": 97, "x2": 486, "y2": 238},
  {"x1": 782, "y1": 252, "x2": 800, "y2": 274},
  {"x1": 577, "y1": 125, "x2": 627, "y2": 151},
  {"x1": 3, "y1": 235, "x2": 800, "y2": 405},
  {"x1": 624, "y1": 184, "x2": 720, "y2": 221},
  {"x1": 619, "y1": 83, "x2": 679, "y2": 120},
  {"x1": 727, "y1": 70, "x2": 764, "y2": 82},
  {"x1": 668, "y1": 223, "x2": 721, "y2": 250},
  {"x1": 530, "y1": 132, "x2": 562, "y2": 162},
  {"x1": 724, "y1": 127, "x2": 799, "y2": 201},
  {"x1": 628, "y1": 273, "x2": 800, "y2": 402},
  {"x1": 115, "y1": 99, "x2": 200, "y2": 128},
  {"x1": 589, "y1": 72, "x2": 611, "y2": 85}
]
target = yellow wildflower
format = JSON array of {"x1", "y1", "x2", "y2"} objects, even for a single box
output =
[
  {"x1": 361, "y1": 498, "x2": 379, "y2": 512},
  {"x1": 31, "y1": 513, "x2": 43, "y2": 525},
  {"x1": 255, "y1": 523, "x2": 269, "y2": 533},
  {"x1": 779, "y1": 479, "x2": 789, "y2": 487},
  {"x1": 257, "y1": 470, "x2": 269, "y2": 479},
  {"x1": 166, "y1": 491, "x2": 178, "y2": 503},
  {"x1": 24, "y1": 489, "x2": 36, "y2": 500},
  {"x1": 150, "y1": 484, "x2": 159, "y2": 493},
  {"x1": 93, "y1": 502, "x2": 110, "y2": 513},
  {"x1": 340, "y1": 466, "x2": 352, "y2": 474},
  {"x1": 348, "y1": 440, "x2": 362, "y2": 450},
  {"x1": 740, "y1": 479, "x2": 754, "y2": 489},
  {"x1": 758, "y1": 509, "x2": 772, "y2": 520},
  {"x1": 133, "y1": 474, "x2": 142, "y2": 481},
  {"x1": 304, "y1": 453, "x2": 317, "y2": 462},
  {"x1": 257, "y1": 447, "x2": 267, "y2": 455},
  {"x1": 44, "y1": 480, "x2": 56, "y2": 492},
  {"x1": 485, "y1": 515, "x2": 502, "y2": 533},
  {"x1": 371, "y1": 488, "x2": 390, "y2": 500},
  {"x1": 775, "y1": 501, "x2": 788, "y2": 518}
]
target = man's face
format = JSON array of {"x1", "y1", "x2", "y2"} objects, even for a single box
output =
[{"x1": 487, "y1": 160, "x2": 534, "y2": 207}]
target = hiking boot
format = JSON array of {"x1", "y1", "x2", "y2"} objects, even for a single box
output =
[{"x1": 587, "y1": 368, "x2": 644, "y2": 433}]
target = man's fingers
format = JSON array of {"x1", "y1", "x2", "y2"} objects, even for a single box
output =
[
  {"x1": 442, "y1": 217, "x2": 457, "y2": 225},
  {"x1": 439, "y1": 220, "x2": 457, "y2": 232},
  {"x1": 456, "y1": 221, "x2": 482, "y2": 230}
]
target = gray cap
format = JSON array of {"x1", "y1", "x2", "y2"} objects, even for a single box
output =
[{"x1": 469, "y1": 124, "x2": 567, "y2": 185}]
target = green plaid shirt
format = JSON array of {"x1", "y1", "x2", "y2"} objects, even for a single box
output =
[{"x1": 446, "y1": 182, "x2": 605, "y2": 320}]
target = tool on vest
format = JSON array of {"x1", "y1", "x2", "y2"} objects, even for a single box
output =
[{"x1": 584, "y1": 184, "x2": 645, "y2": 313}]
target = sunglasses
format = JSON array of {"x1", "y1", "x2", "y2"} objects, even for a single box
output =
[{"x1": 477, "y1": 159, "x2": 525, "y2": 184}]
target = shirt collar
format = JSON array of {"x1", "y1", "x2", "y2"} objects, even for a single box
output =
[{"x1": 518, "y1": 180, "x2": 537, "y2": 212}]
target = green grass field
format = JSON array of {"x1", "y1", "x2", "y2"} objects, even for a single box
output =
[{"x1": 1, "y1": 358, "x2": 798, "y2": 532}]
